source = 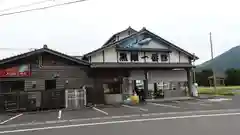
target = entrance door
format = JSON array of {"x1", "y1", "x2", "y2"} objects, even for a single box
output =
[{"x1": 148, "y1": 70, "x2": 188, "y2": 98}]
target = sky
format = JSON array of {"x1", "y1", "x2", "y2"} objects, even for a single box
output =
[{"x1": 1, "y1": 0, "x2": 240, "y2": 64}]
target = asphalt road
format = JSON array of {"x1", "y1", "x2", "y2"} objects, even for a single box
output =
[
  {"x1": 1, "y1": 109, "x2": 240, "y2": 135},
  {"x1": 0, "y1": 97, "x2": 237, "y2": 126},
  {"x1": 0, "y1": 96, "x2": 240, "y2": 135}
]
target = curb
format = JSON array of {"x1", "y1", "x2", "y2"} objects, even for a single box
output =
[{"x1": 146, "y1": 97, "x2": 194, "y2": 103}]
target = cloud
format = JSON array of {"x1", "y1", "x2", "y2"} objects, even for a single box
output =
[{"x1": 0, "y1": 0, "x2": 240, "y2": 64}]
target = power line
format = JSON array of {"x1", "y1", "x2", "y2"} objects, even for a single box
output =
[
  {"x1": 0, "y1": 48, "x2": 37, "y2": 51},
  {"x1": 0, "y1": 0, "x2": 54, "y2": 13},
  {"x1": 0, "y1": 0, "x2": 88, "y2": 17}
]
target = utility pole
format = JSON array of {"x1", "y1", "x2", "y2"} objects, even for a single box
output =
[{"x1": 209, "y1": 32, "x2": 217, "y2": 93}]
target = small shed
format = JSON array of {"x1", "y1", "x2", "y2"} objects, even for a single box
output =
[{"x1": 208, "y1": 73, "x2": 225, "y2": 86}]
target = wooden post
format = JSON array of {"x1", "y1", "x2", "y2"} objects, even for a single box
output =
[
  {"x1": 143, "y1": 70, "x2": 148, "y2": 100},
  {"x1": 187, "y1": 68, "x2": 193, "y2": 96}
]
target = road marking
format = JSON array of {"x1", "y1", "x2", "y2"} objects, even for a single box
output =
[
  {"x1": 148, "y1": 102, "x2": 180, "y2": 108},
  {"x1": 186, "y1": 101, "x2": 212, "y2": 106},
  {"x1": 1, "y1": 108, "x2": 240, "y2": 129},
  {"x1": 0, "y1": 113, "x2": 23, "y2": 125},
  {"x1": 92, "y1": 107, "x2": 108, "y2": 115},
  {"x1": 1, "y1": 112, "x2": 240, "y2": 134},
  {"x1": 122, "y1": 104, "x2": 148, "y2": 111},
  {"x1": 172, "y1": 100, "x2": 211, "y2": 106},
  {"x1": 208, "y1": 98, "x2": 232, "y2": 102},
  {"x1": 58, "y1": 110, "x2": 62, "y2": 120},
  {"x1": 180, "y1": 101, "x2": 212, "y2": 106},
  {"x1": 195, "y1": 99, "x2": 211, "y2": 103},
  {"x1": 173, "y1": 101, "x2": 180, "y2": 103}
]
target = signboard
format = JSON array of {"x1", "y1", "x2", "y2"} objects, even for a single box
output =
[{"x1": 0, "y1": 65, "x2": 31, "y2": 77}]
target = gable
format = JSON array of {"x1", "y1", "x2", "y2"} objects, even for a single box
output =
[
  {"x1": 0, "y1": 47, "x2": 89, "y2": 66},
  {"x1": 102, "y1": 27, "x2": 137, "y2": 47},
  {"x1": 84, "y1": 27, "x2": 198, "y2": 60},
  {"x1": 116, "y1": 30, "x2": 197, "y2": 60},
  {"x1": 118, "y1": 33, "x2": 168, "y2": 50},
  {"x1": 41, "y1": 52, "x2": 83, "y2": 66}
]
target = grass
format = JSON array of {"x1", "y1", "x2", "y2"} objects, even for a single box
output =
[{"x1": 198, "y1": 86, "x2": 240, "y2": 96}]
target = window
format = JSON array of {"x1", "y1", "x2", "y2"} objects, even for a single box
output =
[
  {"x1": 32, "y1": 81, "x2": 37, "y2": 88},
  {"x1": 161, "y1": 54, "x2": 168, "y2": 61},
  {"x1": 45, "y1": 80, "x2": 56, "y2": 90},
  {"x1": 0, "y1": 81, "x2": 25, "y2": 93},
  {"x1": 103, "y1": 82, "x2": 121, "y2": 94},
  {"x1": 119, "y1": 52, "x2": 128, "y2": 61},
  {"x1": 128, "y1": 31, "x2": 131, "y2": 35},
  {"x1": 130, "y1": 52, "x2": 138, "y2": 61},
  {"x1": 151, "y1": 53, "x2": 159, "y2": 62}
]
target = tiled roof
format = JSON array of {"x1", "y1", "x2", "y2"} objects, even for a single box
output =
[
  {"x1": 84, "y1": 27, "x2": 199, "y2": 60},
  {"x1": 0, "y1": 46, "x2": 89, "y2": 65}
]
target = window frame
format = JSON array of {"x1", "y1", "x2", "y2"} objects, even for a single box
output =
[
  {"x1": 119, "y1": 52, "x2": 128, "y2": 61},
  {"x1": 45, "y1": 79, "x2": 56, "y2": 90},
  {"x1": 151, "y1": 53, "x2": 159, "y2": 62},
  {"x1": 130, "y1": 51, "x2": 139, "y2": 62},
  {"x1": 161, "y1": 54, "x2": 168, "y2": 62}
]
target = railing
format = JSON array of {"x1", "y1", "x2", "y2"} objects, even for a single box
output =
[
  {"x1": 0, "y1": 89, "x2": 66, "y2": 113},
  {"x1": 65, "y1": 89, "x2": 86, "y2": 110}
]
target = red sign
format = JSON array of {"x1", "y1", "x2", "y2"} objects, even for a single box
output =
[{"x1": 0, "y1": 65, "x2": 31, "y2": 77}]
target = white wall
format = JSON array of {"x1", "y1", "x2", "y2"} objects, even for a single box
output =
[
  {"x1": 117, "y1": 29, "x2": 136, "y2": 41},
  {"x1": 169, "y1": 50, "x2": 179, "y2": 63},
  {"x1": 118, "y1": 31, "x2": 130, "y2": 40},
  {"x1": 180, "y1": 53, "x2": 189, "y2": 63},
  {"x1": 91, "y1": 52, "x2": 103, "y2": 62},
  {"x1": 138, "y1": 52, "x2": 145, "y2": 63},
  {"x1": 145, "y1": 52, "x2": 153, "y2": 63},
  {"x1": 104, "y1": 47, "x2": 117, "y2": 62},
  {"x1": 89, "y1": 46, "x2": 190, "y2": 64}
]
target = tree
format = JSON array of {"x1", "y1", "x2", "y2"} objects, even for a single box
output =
[
  {"x1": 225, "y1": 68, "x2": 240, "y2": 86},
  {"x1": 196, "y1": 69, "x2": 213, "y2": 86}
]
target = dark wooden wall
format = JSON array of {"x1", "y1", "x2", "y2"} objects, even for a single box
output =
[{"x1": 0, "y1": 52, "x2": 93, "y2": 92}]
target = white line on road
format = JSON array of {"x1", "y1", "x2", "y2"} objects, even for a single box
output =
[
  {"x1": 58, "y1": 110, "x2": 62, "y2": 120},
  {"x1": 1, "y1": 108, "x2": 240, "y2": 129},
  {"x1": 2, "y1": 112, "x2": 240, "y2": 134},
  {"x1": 122, "y1": 104, "x2": 148, "y2": 111},
  {"x1": 185, "y1": 102, "x2": 212, "y2": 106},
  {"x1": 195, "y1": 99, "x2": 211, "y2": 103},
  {"x1": 148, "y1": 102, "x2": 180, "y2": 108},
  {"x1": 173, "y1": 101, "x2": 180, "y2": 103},
  {"x1": 0, "y1": 113, "x2": 23, "y2": 125},
  {"x1": 172, "y1": 101, "x2": 211, "y2": 106},
  {"x1": 92, "y1": 107, "x2": 108, "y2": 115}
]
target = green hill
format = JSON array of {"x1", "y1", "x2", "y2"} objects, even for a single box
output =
[{"x1": 197, "y1": 45, "x2": 240, "y2": 73}]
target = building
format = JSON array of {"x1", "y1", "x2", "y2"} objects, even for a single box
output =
[
  {"x1": 0, "y1": 27, "x2": 198, "y2": 112},
  {"x1": 0, "y1": 45, "x2": 91, "y2": 112},
  {"x1": 208, "y1": 75, "x2": 225, "y2": 86},
  {"x1": 84, "y1": 27, "x2": 198, "y2": 104}
]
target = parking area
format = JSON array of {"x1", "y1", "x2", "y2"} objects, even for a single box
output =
[{"x1": 0, "y1": 97, "x2": 236, "y2": 126}]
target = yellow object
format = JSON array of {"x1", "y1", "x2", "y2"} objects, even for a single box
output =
[{"x1": 130, "y1": 95, "x2": 139, "y2": 104}]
